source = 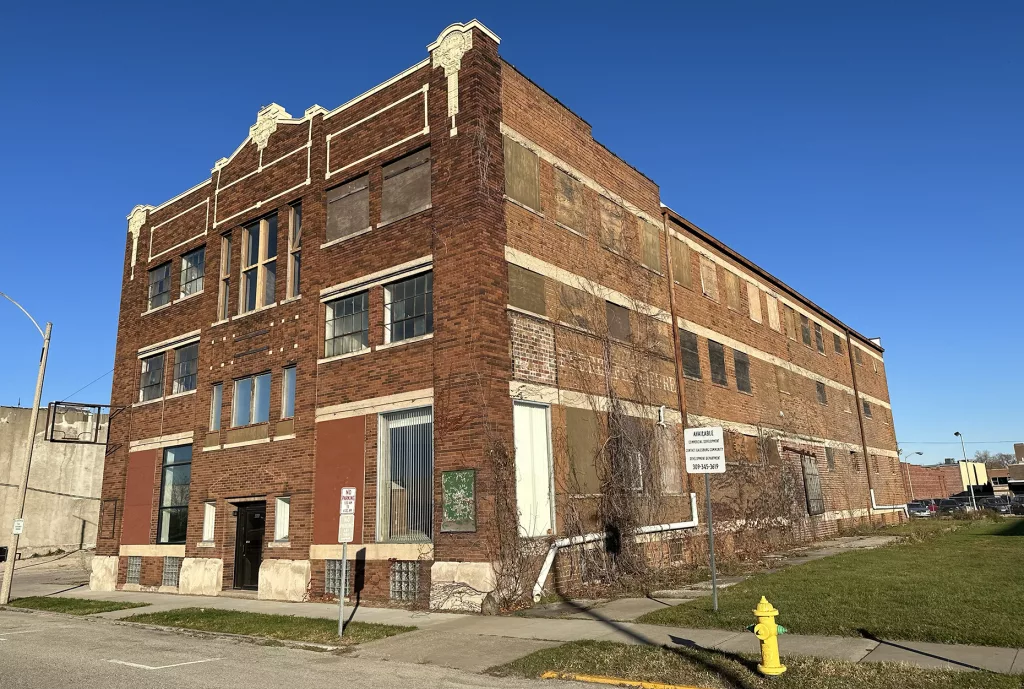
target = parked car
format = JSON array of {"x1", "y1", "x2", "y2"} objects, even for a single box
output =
[
  {"x1": 907, "y1": 499, "x2": 936, "y2": 517},
  {"x1": 936, "y1": 499, "x2": 962, "y2": 514},
  {"x1": 981, "y1": 497, "x2": 1012, "y2": 514}
]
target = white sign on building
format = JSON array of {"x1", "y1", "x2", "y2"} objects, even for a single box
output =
[{"x1": 684, "y1": 426, "x2": 726, "y2": 474}]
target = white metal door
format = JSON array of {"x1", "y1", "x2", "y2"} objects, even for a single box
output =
[{"x1": 513, "y1": 402, "x2": 553, "y2": 537}]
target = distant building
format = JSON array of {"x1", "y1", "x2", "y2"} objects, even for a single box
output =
[{"x1": 903, "y1": 460, "x2": 987, "y2": 500}]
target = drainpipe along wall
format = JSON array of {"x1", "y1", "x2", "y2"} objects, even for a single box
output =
[{"x1": 845, "y1": 330, "x2": 876, "y2": 516}]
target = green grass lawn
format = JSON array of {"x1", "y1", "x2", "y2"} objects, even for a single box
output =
[
  {"x1": 638, "y1": 518, "x2": 1024, "y2": 647},
  {"x1": 491, "y1": 640, "x2": 1019, "y2": 689},
  {"x1": 5, "y1": 597, "x2": 149, "y2": 615},
  {"x1": 125, "y1": 608, "x2": 414, "y2": 646}
]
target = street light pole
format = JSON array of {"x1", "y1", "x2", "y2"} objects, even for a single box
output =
[
  {"x1": 954, "y1": 432, "x2": 977, "y2": 511},
  {"x1": 901, "y1": 451, "x2": 923, "y2": 500},
  {"x1": 0, "y1": 291, "x2": 52, "y2": 606}
]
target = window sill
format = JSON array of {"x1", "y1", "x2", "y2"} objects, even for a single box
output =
[
  {"x1": 556, "y1": 320, "x2": 596, "y2": 336},
  {"x1": 318, "y1": 347, "x2": 371, "y2": 365},
  {"x1": 197, "y1": 541, "x2": 216, "y2": 548},
  {"x1": 141, "y1": 302, "x2": 172, "y2": 317},
  {"x1": 321, "y1": 227, "x2": 373, "y2": 249},
  {"x1": 701, "y1": 293, "x2": 719, "y2": 304},
  {"x1": 280, "y1": 294, "x2": 302, "y2": 306},
  {"x1": 682, "y1": 374, "x2": 702, "y2": 382},
  {"x1": 166, "y1": 389, "x2": 197, "y2": 401},
  {"x1": 272, "y1": 433, "x2": 296, "y2": 442},
  {"x1": 377, "y1": 332, "x2": 433, "y2": 351},
  {"x1": 267, "y1": 540, "x2": 292, "y2": 549},
  {"x1": 210, "y1": 318, "x2": 230, "y2": 328},
  {"x1": 232, "y1": 301, "x2": 278, "y2": 322},
  {"x1": 640, "y1": 264, "x2": 664, "y2": 278},
  {"x1": 218, "y1": 436, "x2": 272, "y2": 450},
  {"x1": 504, "y1": 195, "x2": 543, "y2": 218},
  {"x1": 738, "y1": 389, "x2": 754, "y2": 396},
  {"x1": 377, "y1": 204, "x2": 432, "y2": 229},
  {"x1": 133, "y1": 397, "x2": 164, "y2": 408},
  {"x1": 554, "y1": 220, "x2": 587, "y2": 239},
  {"x1": 507, "y1": 305, "x2": 551, "y2": 322},
  {"x1": 174, "y1": 290, "x2": 204, "y2": 305}
]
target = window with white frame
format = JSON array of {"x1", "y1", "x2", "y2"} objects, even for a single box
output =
[
  {"x1": 325, "y1": 291, "x2": 369, "y2": 357},
  {"x1": 172, "y1": 343, "x2": 199, "y2": 394},
  {"x1": 240, "y1": 214, "x2": 277, "y2": 314},
  {"x1": 217, "y1": 233, "x2": 231, "y2": 320},
  {"x1": 377, "y1": 407, "x2": 433, "y2": 543},
  {"x1": 158, "y1": 445, "x2": 192, "y2": 544},
  {"x1": 281, "y1": 366, "x2": 295, "y2": 419},
  {"x1": 210, "y1": 382, "x2": 223, "y2": 430},
  {"x1": 274, "y1": 496, "x2": 290, "y2": 541},
  {"x1": 202, "y1": 501, "x2": 215, "y2": 542},
  {"x1": 148, "y1": 262, "x2": 172, "y2": 310},
  {"x1": 287, "y1": 203, "x2": 301, "y2": 299},
  {"x1": 232, "y1": 372, "x2": 271, "y2": 427},
  {"x1": 180, "y1": 246, "x2": 205, "y2": 298},
  {"x1": 139, "y1": 353, "x2": 165, "y2": 402},
  {"x1": 384, "y1": 272, "x2": 433, "y2": 343}
]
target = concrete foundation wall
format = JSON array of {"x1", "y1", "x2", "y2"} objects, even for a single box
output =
[{"x1": 0, "y1": 407, "x2": 104, "y2": 556}]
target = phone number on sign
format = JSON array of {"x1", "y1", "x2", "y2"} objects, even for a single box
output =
[{"x1": 689, "y1": 462, "x2": 722, "y2": 471}]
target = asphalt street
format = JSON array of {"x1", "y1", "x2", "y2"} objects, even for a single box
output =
[{"x1": 0, "y1": 610, "x2": 582, "y2": 689}]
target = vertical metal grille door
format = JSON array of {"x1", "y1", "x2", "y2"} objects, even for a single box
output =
[
  {"x1": 324, "y1": 559, "x2": 351, "y2": 597},
  {"x1": 377, "y1": 407, "x2": 433, "y2": 543},
  {"x1": 390, "y1": 561, "x2": 419, "y2": 602},
  {"x1": 126, "y1": 556, "x2": 142, "y2": 584},
  {"x1": 162, "y1": 557, "x2": 183, "y2": 587}
]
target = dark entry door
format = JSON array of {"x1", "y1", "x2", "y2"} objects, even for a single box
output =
[{"x1": 234, "y1": 502, "x2": 266, "y2": 590}]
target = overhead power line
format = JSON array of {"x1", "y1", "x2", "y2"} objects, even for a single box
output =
[{"x1": 59, "y1": 368, "x2": 114, "y2": 402}]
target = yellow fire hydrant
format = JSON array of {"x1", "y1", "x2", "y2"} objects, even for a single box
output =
[{"x1": 749, "y1": 596, "x2": 787, "y2": 677}]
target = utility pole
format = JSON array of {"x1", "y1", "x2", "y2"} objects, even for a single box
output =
[
  {"x1": 0, "y1": 291, "x2": 52, "y2": 606},
  {"x1": 954, "y1": 432, "x2": 977, "y2": 511}
]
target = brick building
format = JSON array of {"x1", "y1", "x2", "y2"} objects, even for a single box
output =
[{"x1": 90, "y1": 20, "x2": 904, "y2": 609}]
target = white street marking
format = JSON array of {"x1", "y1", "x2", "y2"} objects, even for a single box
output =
[{"x1": 106, "y1": 658, "x2": 223, "y2": 671}]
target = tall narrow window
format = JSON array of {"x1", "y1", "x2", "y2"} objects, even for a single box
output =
[
  {"x1": 747, "y1": 283, "x2": 762, "y2": 323},
  {"x1": 734, "y1": 350, "x2": 751, "y2": 393},
  {"x1": 274, "y1": 497, "x2": 290, "y2": 542},
  {"x1": 800, "y1": 314, "x2": 812, "y2": 346},
  {"x1": 148, "y1": 262, "x2": 172, "y2": 310},
  {"x1": 218, "y1": 234, "x2": 231, "y2": 321},
  {"x1": 202, "y1": 501, "x2": 216, "y2": 542},
  {"x1": 503, "y1": 136, "x2": 540, "y2": 211},
  {"x1": 641, "y1": 221, "x2": 662, "y2": 272},
  {"x1": 385, "y1": 272, "x2": 433, "y2": 343},
  {"x1": 139, "y1": 353, "x2": 165, "y2": 402},
  {"x1": 775, "y1": 366, "x2": 790, "y2": 394},
  {"x1": 599, "y1": 197, "x2": 624, "y2": 253},
  {"x1": 766, "y1": 294, "x2": 781, "y2": 331},
  {"x1": 725, "y1": 272, "x2": 741, "y2": 310},
  {"x1": 784, "y1": 305, "x2": 797, "y2": 340},
  {"x1": 670, "y1": 237, "x2": 692, "y2": 288},
  {"x1": 708, "y1": 340, "x2": 727, "y2": 386},
  {"x1": 814, "y1": 323, "x2": 825, "y2": 354},
  {"x1": 816, "y1": 381, "x2": 828, "y2": 405},
  {"x1": 240, "y1": 214, "x2": 277, "y2": 314},
  {"x1": 605, "y1": 301, "x2": 631, "y2": 342},
  {"x1": 210, "y1": 383, "x2": 222, "y2": 430},
  {"x1": 172, "y1": 342, "x2": 198, "y2": 394},
  {"x1": 854, "y1": 347, "x2": 864, "y2": 366},
  {"x1": 700, "y1": 256, "x2": 719, "y2": 301},
  {"x1": 509, "y1": 265, "x2": 546, "y2": 316},
  {"x1": 232, "y1": 372, "x2": 271, "y2": 426},
  {"x1": 281, "y1": 366, "x2": 296, "y2": 419},
  {"x1": 157, "y1": 445, "x2": 192, "y2": 544},
  {"x1": 554, "y1": 169, "x2": 585, "y2": 233},
  {"x1": 833, "y1": 332, "x2": 844, "y2": 354},
  {"x1": 377, "y1": 407, "x2": 434, "y2": 543},
  {"x1": 326, "y1": 175, "x2": 369, "y2": 243},
  {"x1": 381, "y1": 147, "x2": 431, "y2": 224},
  {"x1": 679, "y1": 329, "x2": 701, "y2": 380},
  {"x1": 287, "y1": 203, "x2": 301, "y2": 298},
  {"x1": 862, "y1": 400, "x2": 873, "y2": 418},
  {"x1": 180, "y1": 246, "x2": 205, "y2": 298},
  {"x1": 325, "y1": 291, "x2": 370, "y2": 356}
]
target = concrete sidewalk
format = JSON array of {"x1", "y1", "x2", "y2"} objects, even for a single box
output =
[{"x1": 52, "y1": 587, "x2": 1024, "y2": 674}]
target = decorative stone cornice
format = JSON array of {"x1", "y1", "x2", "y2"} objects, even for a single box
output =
[
  {"x1": 429, "y1": 23, "x2": 478, "y2": 137},
  {"x1": 249, "y1": 103, "x2": 292, "y2": 151},
  {"x1": 126, "y1": 205, "x2": 154, "y2": 280}
]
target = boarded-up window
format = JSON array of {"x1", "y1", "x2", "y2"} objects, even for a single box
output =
[
  {"x1": 679, "y1": 329, "x2": 701, "y2": 380},
  {"x1": 555, "y1": 169, "x2": 586, "y2": 232},
  {"x1": 700, "y1": 256, "x2": 718, "y2": 301},
  {"x1": 801, "y1": 455, "x2": 825, "y2": 515},
  {"x1": 766, "y1": 294, "x2": 781, "y2": 331},
  {"x1": 854, "y1": 347, "x2": 864, "y2": 366},
  {"x1": 725, "y1": 272, "x2": 741, "y2": 310},
  {"x1": 708, "y1": 340, "x2": 727, "y2": 386},
  {"x1": 642, "y1": 221, "x2": 662, "y2": 272},
  {"x1": 508, "y1": 264, "x2": 546, "y2": 316},
  {"x1": 566, "y1": 407, "x2": 600, "y2": 494},
  {"x1": 862, "y1": 400, "x2": 872, "y2": 418},
  {"x1": 775, "y1": 366, "x2": 790, "y2": 394},
  {"x1": 726, "y1": 431, "x2": 759, "y2": 463},
  {"x1": 606, "y1": 301, "x2": 631, "y2": 341},
  {"x1": 734, "y1": 350, "x2": 751, "y2": 393},
  {"x1": 657, "y1": 427, "x2": 683, "y2": 495},
  {"x1": 833, "y1": 332, "x2": 844, "y2": 354},
  {"x1": 610, "y1": 415, "x2": 645, "y2": 492},
  {"x1": 670, "y1": 238, "x2": 692, "y2": 288},
  {"x1": 503, "y1": 136, "x2": 540, "y2": 211},
  {"x1": 747, "y1": 283, "x2": 762, "y2": 323},
  {"x1": 814, "y1": 323, "x2": 825, "y2": 354},
  {"x1": 381, "y1": 148, "x2": 431, "y2": 224},
  {"x1": 326, "y1": 175, "x2": 370, "y2": 243},
  {"x1": 559, "y1": 283, "x2": 593, "y2": 330},
  {"x1": 784, "y1": 305, "x2": 797, "y2": 340},
  {"x1": 825, "y1": 446, "x2": 836, "y2": 471},
  {"x1": 816, "y1": 381, "x2": 828, "y2": 405},
  {"x1": 800, "y1": 314, "x2": 812, "y2": 346},
  {"x1": 599, "y1": 197, "x2": 624, "y2": 252}
]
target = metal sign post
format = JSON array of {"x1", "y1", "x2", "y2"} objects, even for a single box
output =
[
  {"x1": 684, "y1": 426, "x2": 726, "y2": 613},
  {"x1": 338, "y1": 487, "x2": 356, "y2": 637}
]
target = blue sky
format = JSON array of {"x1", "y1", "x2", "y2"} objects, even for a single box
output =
[{"x1": 1, "y1": 2, "x2": 1020, "y2": 463}]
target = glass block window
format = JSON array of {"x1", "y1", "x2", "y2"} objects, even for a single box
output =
[
  {"x1": 172, "y1": 343, "x2": 199, "y2": 394},
  {"x1": 325, "y1": 291, "x2": 369, "y2": 357},
  {"x1": 180, "y1": 246, "x2": 206, "y2": 298},
  {"x1": 162, "y1": 556, "x2": 183, "y2": 587},
  {"x1": 148, "y1": 262, "x2": 172, "y2": 310},
  {"x1": 385, "y1": 272, "x2": 433, "y2": 343},
  {"x1": 325, "y1": 559, "x2": 352, "y2": 597},
  {"x1": 390, "y1": 561, "x2": 419, "y2": 602},
  {"x1": 126, "y1": 556, "x2": 142, "y2": 584}
]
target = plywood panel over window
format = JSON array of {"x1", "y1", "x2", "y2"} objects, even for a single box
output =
[
  {"x1": 605, "y1": 301, "x2": 631, "y2": 342},
  {"x1": 747, "y1": 282, "x2": 762, "y2": 323},
  {"x1": 784, "y1": 305, "x2": 797, "y2": 340},
  {"x1": 699, "y1": 256, "x2": 719, "y2": 301},
  {"x1": 725, "y1": 271, "x2": 741, "y2": 311},
  {"x1": 566, "y1": 407, "x2": 601, "y2": 494},
  {"x1": 801, "y1": 455, "x2": 825, "y2": 515},
  {"x1": 554, "y1": 169, "x2": 586, "y2": 233},
  {"x1": 775, "y1": 366, "x2": 790, "y2": 394},
  {"x1": 381, "y1": 147, "x2": 431, "y2": 224},
  {"x1": 559, "y1": 284, "x2": 595, "y2": 331},
  {"x1": 599, "y1": 197, "x2": 624, "y2": 253},
  {"x1": 670, "y1": 238, "x2": 692, "y2": 288},
  {"x1": 504, "y1": 136, "x2": 540, "y2": 211},
  {"x1": 641, "y1": 221, "x2": 662, "y2": 272},
  {"x1": 326, "y1": 175, "x2": 369, "y2": 242},
  {"x1": 766, "y1": 293, "x2": 781, "y2": 331},
  {"x1": 509, "y1": 264, "x2": 546, "y2": 316}
]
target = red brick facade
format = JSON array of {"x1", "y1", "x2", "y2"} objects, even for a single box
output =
[{"x1": 94, "y1": 20, "x2": 902, "y2": 608}]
